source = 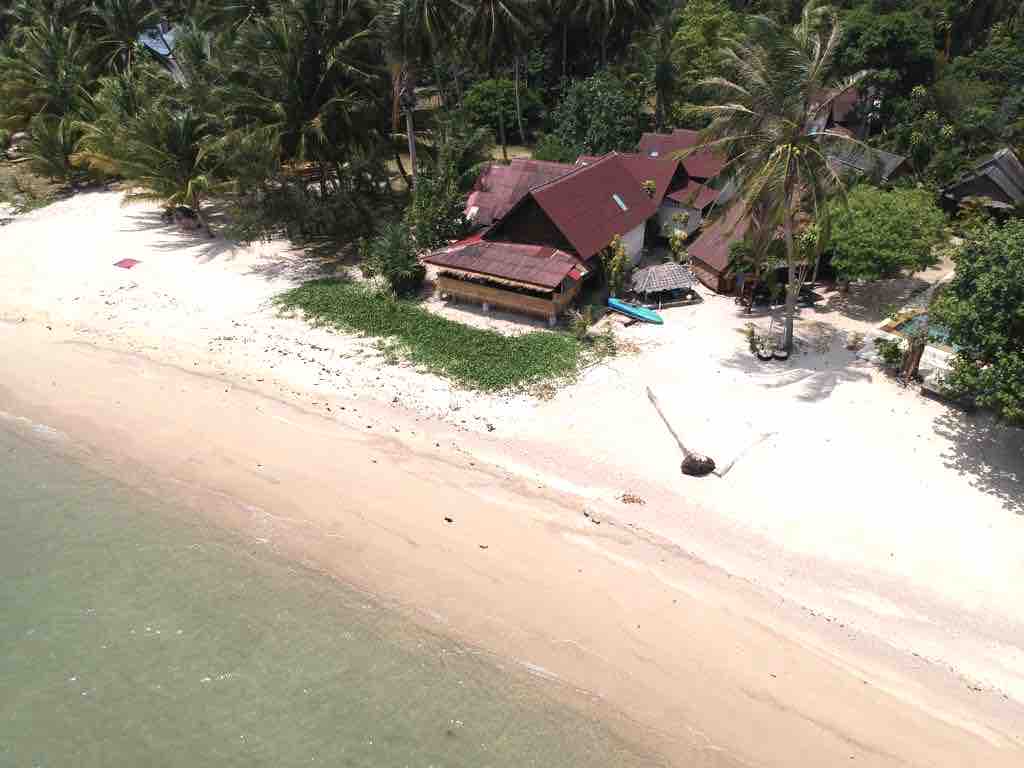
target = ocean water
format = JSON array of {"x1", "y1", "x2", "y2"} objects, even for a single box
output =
[{"x1": 0, "y1": 422, "x2": 652, "y2": 768}]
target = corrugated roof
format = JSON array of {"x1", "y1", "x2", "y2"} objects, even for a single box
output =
[
  {"x1": 828, "y1": 145, "x2": 907, "y2": 182},
  {"x1": 942, "y1": 148, "x2": 1024, "y2": 205},
  {"x1": 528, "y1": 154, "x2": 659, "y2": 259},
  {"x1": 578, "y1": 152, "x2": 683, "y2": 205},
  {"x1": 638, "y1": 129, "x2": 726, "y2": 181},
  {"x1": 423, "y1": 238, "x2": 582, "y2": 289},
  {"x1": 465, "y1": 159, "x2": 574, "y2": 228},
  {"x1": 688, "y1": 203, "x2": 750, "y2": 274},
  {"x1": 667, "y1": 179, "x2": 719, "y2": 210}
]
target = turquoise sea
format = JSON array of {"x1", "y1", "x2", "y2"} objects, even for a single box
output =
[{"x1": 0, "y1": 420, "x2": 652, "y2": 767}]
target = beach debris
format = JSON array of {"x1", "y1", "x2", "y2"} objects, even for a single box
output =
[
  {"x1": 444, "y1": 516, "x2": 454, "y2": 524},
  {"x1": 619, "y1": 492, "x2": 645, "y2": 505},
  {"x1": 114, "y1": 258, "x2": 140, "y2": 270},
  {"x1": 645, "y1": 387, "x2": 716, "y2": 477},
  {"x1": 478, "y1": 544, "x2": 488, "y2": 550}
]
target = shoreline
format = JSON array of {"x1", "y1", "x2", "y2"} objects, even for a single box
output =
[{"x1": 3, "y1": 321, "x2": 1022, "y2": 766}]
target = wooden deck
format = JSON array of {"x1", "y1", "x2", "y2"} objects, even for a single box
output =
[{"x1": 437, "y1": 275, "x2": 581, "y2": 321}]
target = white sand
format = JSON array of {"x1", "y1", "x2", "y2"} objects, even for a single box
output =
[{"x1": 3, "y1": 191, "x2": 1024, "y2": 762}]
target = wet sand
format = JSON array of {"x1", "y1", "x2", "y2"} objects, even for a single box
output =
[{"x1": 3, "y1": 322, "x2": 1021, "y2": 767}]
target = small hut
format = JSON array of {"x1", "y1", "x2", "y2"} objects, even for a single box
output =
[{"x1": 631, "y1": 262, "x2": 698, "y2": 307}]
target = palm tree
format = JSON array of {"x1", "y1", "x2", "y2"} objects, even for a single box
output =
[
  {"x1": 89, "y1": 0, "x2": 159, "y2": 71},
  {"x1": 689, "y1": 1, "x2": 868, "y2": 352},
  {"x1": 630, "y1": 5, "x2": 678, "y2": 129},
  {"x1": 574, "y1": 0, "x2": 655, "y2": 66},
  {"x1": 79, "y1": 103, "x2": 222, "y2": 232},
  {"x1": 222, "y1": 0, "x2": 380, "y2": 184},
  {"x1": 463, "y1": 0, "x2": 532, "y2": 161},
  {"x1": 0, "y1": 19, "x2": 95, "y2": 130},
  {"x1": 383, "y1": 0, "x2": 463, "y2": 187}
]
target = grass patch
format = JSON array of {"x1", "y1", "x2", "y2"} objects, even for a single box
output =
[{"x1": 275, "y1": 279, "x2": 615, "y2": 392}]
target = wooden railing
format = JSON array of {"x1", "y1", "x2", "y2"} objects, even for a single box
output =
[{"x1": 438, "y1": 275, "x2": 579, "y2": 320}]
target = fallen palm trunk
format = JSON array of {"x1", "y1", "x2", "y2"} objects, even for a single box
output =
[{"x1": 646, "y1": 387, "x2": 716, "y2": 477}]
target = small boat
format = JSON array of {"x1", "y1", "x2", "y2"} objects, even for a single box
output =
[{"x1": 607, "y1": 297, "x2": 663, "y2": 324}]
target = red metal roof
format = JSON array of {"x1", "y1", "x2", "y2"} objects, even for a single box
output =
[
  {"x1": 688, "y1": 202, "x2": 749, "y2": 274},
  {"x1": 638, "y1": 129, "x2": 725, "y2": 181},
  {"x1": 831, "y1": 88, "x2": 859, "y2": 124},
  {"x1": 667, "y1": 179, "x2": 719, "y2": 210},
  {"x1": 579, "y1": 152, "x2": 683, "y2": 204},
  {"x1": 465, "y1": 159, "x2": 575, "y2": 228},
  {"x1": 527, "y1": 154, "x2": 659, "y2": 260},
  {"x1": 423, "y1": 238, "x2": 582, "y2": 289}
]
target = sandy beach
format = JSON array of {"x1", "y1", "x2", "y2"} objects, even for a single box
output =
[{"x1": 2, "y1": 190, "x2": 1024, "y2": 765}]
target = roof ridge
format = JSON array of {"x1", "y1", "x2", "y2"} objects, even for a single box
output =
[{"x1": 525, "y1": 151, "x2": 622, "y2": 193}]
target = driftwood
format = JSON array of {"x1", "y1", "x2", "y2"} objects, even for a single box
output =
[{"x1": 646, "y1": 387, "x2": 716, "y2": 477}]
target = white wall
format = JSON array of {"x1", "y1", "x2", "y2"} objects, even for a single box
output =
[{"x1": 622, "y1": 221, "x2": 646, "y2": 265}]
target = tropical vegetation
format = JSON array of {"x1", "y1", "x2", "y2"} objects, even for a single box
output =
[
  {"x1": 826, "y1": 186, "x2": 947, "y2": 282},
  {"x1": 2, "y1": 0, "x2": 1023, "y2": 407},
  {"x1": 931, "y1": 219, "x2": 1024, "y2": 425},
  {"x1": 276, "y1": 279, "x2": 614, "y2": 391}
]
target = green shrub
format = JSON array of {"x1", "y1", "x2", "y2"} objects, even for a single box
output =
[
  {"x1": 25, "y1": 114, "x2": 90, "y2": 186},
  {"x1": 874, "y1": 336, "x2": 904, "y2": 368},
  {"x1": 359, "y1": 221, "x2": 425, "y2": 298},
  {"x1": 462, "y1": 79, "x2": 542, "y2": 142},
  {"x1": 531, "y1": 133, "x2": 578, "y2": 163},
  {"x1": 546, "y1": 70, "x2": 644, "y2": 156},
  {"x1": 404, "y1": 164, "x2": 470, "y2": 252},
  {"x1": 931, "y1": 219, "x2": 1024, "y2": 424},
  {"x1": 569, "y1": 306, "x2": 593, "y2": 340},
  {"x1": 601, "y1": 235, "x2": 631, "y2": 297},
  {"x1": 827, "y1": 186, "x2": 947, "y2": 282}
]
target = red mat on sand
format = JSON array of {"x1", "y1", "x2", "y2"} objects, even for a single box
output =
[{"x1": 114, "y1": 258, "x2": 140, "y2": 269}]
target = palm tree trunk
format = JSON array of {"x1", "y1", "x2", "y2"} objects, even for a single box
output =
[
  {"x1": 404, "y1": 111, "x2": 417, "y2": 189},
  {"x1": 562, "y1": 21, "x2": 568, "y2": 79},
  {"x1": 782, "y1": 206, "x2": 799, "y2": 352},
  {"x1": 498, "y1": 108, "x2": 509, "y2": 162},
  {"x1": 392, "y1": 141, "x2": 412, "y2": 190},
  {"x1": 192, "y1": 197, "x2": 212, "y2": 238},
  {"x1": 513, "y1": 55, "x2": 526, "y2": 144},
  {"x1": 431, "y1": 51, "x2": 447, "y2": 108}
]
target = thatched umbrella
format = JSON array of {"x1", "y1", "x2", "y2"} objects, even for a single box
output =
[{"x1": 631, "y1": 263, "x2": 696, "y2": 305}]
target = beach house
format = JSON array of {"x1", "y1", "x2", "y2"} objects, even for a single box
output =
[
  {"x1": 940, "y1": 147, "x2": 1024, "y2": 212},
  {"x1": 423, "y1": 153, "x2": 657, "y2": 323}
]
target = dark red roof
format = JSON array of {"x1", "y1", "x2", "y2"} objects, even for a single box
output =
[
  {"x1": 831, "y1": 88, "x2": 859, "y2": 124},
  {"x1": 423, "y1": 238, "x2": 582, "y2": 289},
  {"x1": 688, "y1": 202, "x2": 749, "y2": 274},
  {"x1": 638, "y1": 129, "x2": 725, "y2": 181},
  {"x1": 578, "y1": 152, "x2": 682, "y2": 204},
  {"x1": 527, "y1": 154, "x2": 659, "y2": 259},
  {"x1": 466, "y1": 159, "x2": 574, "y2": 228},
  {"x1": 668, "y1": 179, "x2": 719, "y2": 210}
]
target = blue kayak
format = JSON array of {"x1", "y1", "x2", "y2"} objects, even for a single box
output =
[{"x1": 607, "y1": 298, "x2": 664, "y2": 324}]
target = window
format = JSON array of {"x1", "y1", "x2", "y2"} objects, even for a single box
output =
[
  {"x1": 649, "y1": 151, "x2": 659, "y2": 157},
  {"x1": 612, "y1": 193, "x2": 628, "y2": 211}
]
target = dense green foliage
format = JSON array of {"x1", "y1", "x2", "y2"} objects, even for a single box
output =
[
  {"x1": 462, "y1": 79, "x2": 542, "y2": 142},
  {"x1": 827, "y1": 186, "x2": 946, "y2": 281},
  {"x1": 540, "y1": 70, "x2": 644, "y2": 160},
  {"x1": 931, "y1": 220, "x2": 1024, "y2": 425},
  {"x1": 275, "y1": 280, "x2": 611, "y2": 390},
  {"x1": 359, "y1": 220, "x2": 425, "y2": 296}
]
